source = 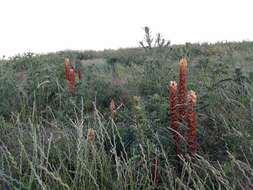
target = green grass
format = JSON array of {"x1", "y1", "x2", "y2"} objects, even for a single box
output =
[{"x1": 0, "y1": 41, "x2": 253, "y2": 189}]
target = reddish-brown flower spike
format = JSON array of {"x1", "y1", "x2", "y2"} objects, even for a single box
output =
[
  {"x1": 178, "y1": 58, "x2": 188, "y2": 122},
  {"x1": 110, "y1": 98, "x2": 116, "y2": 120},
  {"x1": 65, "y1": 58, "x2": 70, "y2": 81},
  {"x1": 69, "y1": 68, "x2": 76, "y2": 96},
  {"x1": 169, "y1": 81, "x2": 180, "y2": 154},
  {"x1": 187, "y1": 90, "x2": 197, "y2": 155}
]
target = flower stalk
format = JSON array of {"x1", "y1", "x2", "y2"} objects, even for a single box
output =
[
  {"x1": 65, "y1": 58, "x2": 70, "y2": 81},
  {"x1": 169, "y1": 81, "x2": 180, "y2": 154},
  {"x1": 187, "y1": 90, "x2": 197, "y2": 155},
  {"x1": 178, "y1": 58, "x2": 188, "y2": 122},
  {"x1": 69, "y1": 68, "x2": 76, "y2": 96}
]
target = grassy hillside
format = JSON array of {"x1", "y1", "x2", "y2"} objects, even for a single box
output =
[{"x1": 0, "y1": 38, "x2": 253, "y2": 189}]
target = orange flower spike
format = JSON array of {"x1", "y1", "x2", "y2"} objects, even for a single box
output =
[
  {"x1": 65, "y1": 58, "x2": 70, "y2": 81},
  {"x1": 169, "y1": 81, "x2": 180, "y2": 154},
  {"x1": 69, "y1": 68, "x2": 76, "y2": 96},
  {"x1": 178, "y1": 58, "x2": 188, "y2": 122},
  {"x1": 187, "y1": 90, "x2": 197, "y2": 155},
  {"x1": 110, "y1": 98, "x2": 116, "y2": 120},
  {"x1": 87, "y1": 128, "x2": 95, "y2": 143}
]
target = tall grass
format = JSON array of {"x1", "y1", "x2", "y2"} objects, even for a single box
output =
[{"x1": 1, "y1": 102, "x2": 252, "y2": 189}]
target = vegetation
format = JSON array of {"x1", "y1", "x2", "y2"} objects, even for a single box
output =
[{"x1": 0, "y1": 28, "x2": 253, "y2": 189}]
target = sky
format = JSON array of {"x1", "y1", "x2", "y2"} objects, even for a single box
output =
[{"x1": 1, "y1": 0, "x2": 253, "y2": 57}]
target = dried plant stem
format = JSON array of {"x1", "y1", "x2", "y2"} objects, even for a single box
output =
[
  {"x1": 87, "y1": 128, "x2": 95, "y2": 143},
  {"x1": 110, "y1": 98, "x2": 116, "y2": 120},
  {"x1": 151, "y1": 158, "x2": 160, "y2": 186},
  {"x1": 78, "y1": 68, "x2": 83, "y2": 80}
]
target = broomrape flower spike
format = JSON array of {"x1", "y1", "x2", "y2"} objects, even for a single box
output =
[
  {"x1": 69, "y1": 68, "x2": 76, "y2": 96},
  {"x1": 87, "y1": 128, "x2": 95, "y2": 143},
  {"x1": 65, "y1": 58, "x2": 70, "y2": 81},
  {"x1": 187, "y1": 90, "x2": 197, "y2": 155},
  {"x1": 178, "y1": 58, "x2": 188, "y2": 122},
  {"x1": 169, "y1": 81, "x2": 181, "y2": 154}
]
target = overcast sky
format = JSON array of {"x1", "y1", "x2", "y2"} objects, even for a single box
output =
[{"x1": 1, "y1": 0, "x2": 253, "y2": 57}]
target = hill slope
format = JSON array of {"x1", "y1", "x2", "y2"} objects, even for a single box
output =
[{"x1": 0, "y1": 41, "x2": 253, "y2": 189}]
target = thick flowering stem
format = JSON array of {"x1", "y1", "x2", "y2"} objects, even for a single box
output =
[
  {"x1": 110, "y1": 98, "x2": 116, "y2": 120},
  {"x1": 169, "y1": 81, "x2": 180, "y2": 154},
  {"x1": 178, "y1": 58, "x2": 188, "y2": 122},
  {"x1": 65, "y1": 58, "x2": 70, "y2": 81},
  {"x1": 187, "y1": 90, "x2": 197, "y2": 155},
  {"x1": 69, "y1": 68, "x2": 76, "y2": 96}
]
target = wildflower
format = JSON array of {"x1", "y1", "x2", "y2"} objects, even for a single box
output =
[
  {"x1": 169, "y1": 81, "x2": 180, "y2": 154},
  {"x1": 187, "y1": 90, "x2": 197, "y2": 155},
  {"x1": 87, "y1": 128, "x2": 95, "y2": 143},
  {"x1": 65, "y1": 58, "x2": 70, "y2": 81},
  {"x1": 178, "y1": 58, "x2": 188, "y2": 122},
  {"x1": 69, "y1": 68, "x2": 76, "y2": 96}
]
